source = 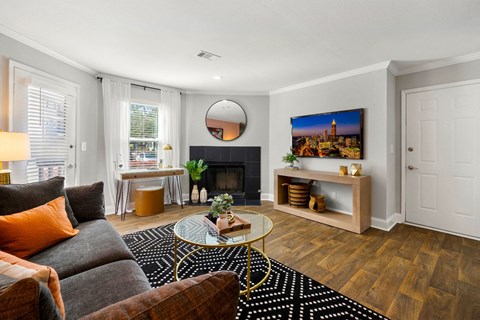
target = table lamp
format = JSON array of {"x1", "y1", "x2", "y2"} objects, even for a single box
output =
[
  {"x1": 162, "y1": 144, "x2": 173, "y2": 168},
  {"x1": 0, "y1": 131, "x2": 31, "y2": 184}
]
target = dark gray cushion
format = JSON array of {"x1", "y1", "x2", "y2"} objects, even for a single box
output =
[
  {"x1": 38, "y1": 283, "x2": 62, "y2": 320},
  {"x1": 28, "y1": 220, "x2": 134, "y2": 279},
  {"x1": 65, "y1": 181, "x2": 105, "y2": 222},
  {"x1": 0, "y1": 176, "x2": 79, "y2": 227},
  {"x1": 61, "y1": 260, "x2": 151, "y2": 319}
]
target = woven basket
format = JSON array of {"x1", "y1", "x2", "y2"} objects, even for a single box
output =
[{"x1": 282, "y1": 180, "x2": 313, "y2": 208}]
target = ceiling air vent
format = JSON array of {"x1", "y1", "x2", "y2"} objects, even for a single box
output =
[{"x1": 197, "y1": 50, "x2": 221, "y2": 61}]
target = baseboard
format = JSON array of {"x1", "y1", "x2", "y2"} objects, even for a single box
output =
[
  {"x1": 371, "y1": 213, "x2": 402, "y2": 231},
  {"x1": 262, "y1": 193, "x2": 274, "y2": 202},
  {"x1": 105, "y1": 205, "x2": 115, "y2": 215}
]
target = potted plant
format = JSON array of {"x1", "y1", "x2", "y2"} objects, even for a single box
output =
[
  {"x1": 209, "y1": 193, "x2": 234, "y2": 223},
  {"x1": 281, "y1": 152, "x2": 299, "y2": 169},
  {"x1": 182, "y1": 159, "x2": 208, "y2": 203}
]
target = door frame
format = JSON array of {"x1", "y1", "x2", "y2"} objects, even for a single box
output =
[
  {"x1": 401, "y1": 78, "x2": 480, "y2": 237},
  {"x1": 8, "y1": 60, "x2": 80, "y2": 186}
]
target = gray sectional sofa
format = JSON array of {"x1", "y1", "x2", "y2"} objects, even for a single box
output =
[{"x1": 0, "y1": 177, "x2": 239, "y2": 320}]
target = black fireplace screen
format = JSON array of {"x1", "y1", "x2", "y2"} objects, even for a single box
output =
[{"x1": 206, "y1": 164, "x2": 245, "y2": 195}]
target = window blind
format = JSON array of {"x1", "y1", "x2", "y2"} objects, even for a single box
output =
[
  {"x1": 26, "y1": 85, "x2": 70, "y2": 183},
  {"x1": 129, "y1": 103, "x2": 159, "y2": 169}
]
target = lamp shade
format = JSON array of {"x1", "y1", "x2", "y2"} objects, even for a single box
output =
[
  {"x1": 0, "y1": 132, "x2": 31, "y2": 161},
  {"x1": 162, "y1": 144, "x2": 173, "y2": 168}
]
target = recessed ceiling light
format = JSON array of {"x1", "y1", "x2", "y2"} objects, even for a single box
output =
[{"x1": 213, "y1": 76, "x2": 223, "y2": 80}]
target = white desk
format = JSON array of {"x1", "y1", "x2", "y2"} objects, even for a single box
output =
[{"x1": 114, "y1": 168, "x2": 184, "y2": 220}]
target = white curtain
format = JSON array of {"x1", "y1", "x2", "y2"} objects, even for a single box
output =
[
  {"x1": 159, "y1": 89, "x2": 182, "y2": 204},
  {"x1": 102, "y1": 78, "x2": 131, "y2": 207}
]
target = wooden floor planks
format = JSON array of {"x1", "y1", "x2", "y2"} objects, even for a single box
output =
[{"x1": 107, "y1": 202, "x2": 480, "y2": 320}]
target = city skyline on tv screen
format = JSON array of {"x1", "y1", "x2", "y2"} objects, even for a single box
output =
[{"x1": 291, "y1": 109, "x2": 363, "y2": 159}]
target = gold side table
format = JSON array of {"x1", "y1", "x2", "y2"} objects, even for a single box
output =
[{"x1": 173, "y1": 210, "x2": 273, "y2": 300}]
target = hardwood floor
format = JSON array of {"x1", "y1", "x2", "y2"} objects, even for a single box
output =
[{"x1": 107, "y1": 202, "x2": 480, "y2": 320}]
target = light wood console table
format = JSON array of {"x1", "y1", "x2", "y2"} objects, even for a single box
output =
[
  {"x1": 114, "y1": 168, "x2": 184, "y2": 220},
  {"x1": 274, "y1": 168, "x2": 371, "y2": 233}
]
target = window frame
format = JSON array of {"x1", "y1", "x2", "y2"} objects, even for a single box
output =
[{"x1": 128, "y1": 101, "x2": 161, "y2": 169}]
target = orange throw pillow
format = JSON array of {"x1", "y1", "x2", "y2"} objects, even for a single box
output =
[
  {"x1": 0, "y1": 250, "x2": 65, "y2": 319},
  {"x1": 0, "y1": 196, "x2": 79, "y2": 259}
]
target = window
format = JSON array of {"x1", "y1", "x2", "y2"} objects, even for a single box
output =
[
  {"x1": 10, "y1": 61, "x2": 77, "y2": 185},
  {"x1": 129, "y1": 103, "x2": 159, "y2": 169}
]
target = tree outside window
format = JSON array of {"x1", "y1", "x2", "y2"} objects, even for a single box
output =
[{"x1": 129, "y1": 103, "x2": 159, "y2": 169}]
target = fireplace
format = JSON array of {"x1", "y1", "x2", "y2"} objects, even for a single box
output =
[
  {"x1": 190, "y1": 146, "x2": 261, "y2": 205},
  {"x1": 206, "y1": 163, "x2": 245, "y2": 196}
]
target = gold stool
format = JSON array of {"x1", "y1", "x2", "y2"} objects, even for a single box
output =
[{"x1": 135, "y1": 186, "x2": 164, "y2": 216}]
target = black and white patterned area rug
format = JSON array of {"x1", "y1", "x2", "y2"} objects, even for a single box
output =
[{"x1": 123, "y1": 224, "x2": 388, "y2": 320}]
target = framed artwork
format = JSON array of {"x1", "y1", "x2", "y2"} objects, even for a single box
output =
[{"x1": 208, "y1": 127, "x2": 223, "y2": 140}]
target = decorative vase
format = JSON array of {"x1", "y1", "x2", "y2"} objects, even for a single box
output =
[
  {"x1": 191, "y1": 185, "x2": 199, "y2": 203},
  {"x1": 216, "y1": 212, "x2": 228, "y2": 229},
  {"x1": 339, "y1": 166, "x2": 348, "y2": 176},
  {"x1": 200, "y1": 187, "x2": 207, "y2": 203},
  {"x1": 309, "y1": 194, "x2": 326, "y2": 213}
]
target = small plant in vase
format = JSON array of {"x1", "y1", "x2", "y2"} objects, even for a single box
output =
[
  {"x1": 208, "y1": 193, "x2": 234, "y2": 225},
  {"x1": 282, "y1": 152, "x2": 299, "y2": 170},
  {"x1": 182, "y1": 159, "x2": 208, "y2": 203}
]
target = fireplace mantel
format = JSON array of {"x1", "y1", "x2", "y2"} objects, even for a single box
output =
[{"x1": 189, "y1": 146, "x2": 261, "y2": 205}]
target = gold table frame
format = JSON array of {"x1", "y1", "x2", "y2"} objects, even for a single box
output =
[{"x1": 173, "y1": 211, "x2": 273, "y2": 300}]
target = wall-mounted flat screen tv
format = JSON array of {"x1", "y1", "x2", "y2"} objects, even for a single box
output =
[{"x1": 291, "y1": 108, "x2": 364, "y2": 159}]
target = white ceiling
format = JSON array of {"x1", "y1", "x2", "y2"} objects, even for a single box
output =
[{"x1": 1, "y1": 0, "x2": 480, "y2": 94}]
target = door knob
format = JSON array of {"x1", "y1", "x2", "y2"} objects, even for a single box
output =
[
  {"x1": 68, "y1": 164, "x2": 75, "y2": 169},
  {"x1": 407, "y1": 165, "x2": 418, "y2": 170}
]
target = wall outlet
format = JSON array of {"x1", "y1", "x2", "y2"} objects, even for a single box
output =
[
  {"x1": 331, "y1": 192, "x2": 337, "y2": 199},
  {"x1": 81, "y1": 142, "x2": 87, "y2": 151}
]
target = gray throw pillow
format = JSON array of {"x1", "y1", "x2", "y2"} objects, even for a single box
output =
[
  {"x1": 65, "y1": 181, "x2": 105, "y2": 222},
  {"x1": 0, "y1": 176, "x2": 79, "y2": 227}
]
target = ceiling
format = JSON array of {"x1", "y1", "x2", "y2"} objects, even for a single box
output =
[{"x1": 1, "y1": 0, "x2": 480, "y2": 94}]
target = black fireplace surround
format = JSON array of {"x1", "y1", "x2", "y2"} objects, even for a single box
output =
[{"x1": 189, "y1": 146, "x2": 261, "y2": 205}]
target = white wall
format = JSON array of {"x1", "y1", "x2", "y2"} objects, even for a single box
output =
[
  {"x1": 269, "y1": 70, "x2": 391, "y2": 220},
  {"x1": 0, "y1": 33, "x2": 101, "y2": 186},
  {"x1": 184, "y1": 94, "x2": 270, "y2": 196}
]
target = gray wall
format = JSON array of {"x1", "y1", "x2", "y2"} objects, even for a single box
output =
[
  {"x1": 386, "y1": 70, "x2": 397, "y2": 217},
  {"x1": 269, "y1": 70, "x2": 391, "y2": 220},
  {"x1": 184, "y1": 94, "x2": 270, "y2": 196},
  {"x1": 0, "y1": 33, "x2": 101, "y2": 187}
]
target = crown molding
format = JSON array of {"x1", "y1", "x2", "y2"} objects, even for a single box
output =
[
  {"x1": 185, "y1": 90, "x2": 269, "y2": 96},
  {"x1": 97, "y1": 73, "x2": 184, "y2": 93},
  {"x1": 0, "y1": 24, "x2": 97, "y2": 75},
  {"x1": 387, "y1": 62, "x2": 400, "y2": 75},
  {"x1": 269, "y1": 61, "x2": 392, "y2": 95},
  {"x1": 394, "y1": 51, "x2": 480, "y2": 76}
]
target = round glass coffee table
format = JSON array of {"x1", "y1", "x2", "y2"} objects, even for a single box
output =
[{"x1": 173, "y1": 210, "x2": 273, "y2": 299}]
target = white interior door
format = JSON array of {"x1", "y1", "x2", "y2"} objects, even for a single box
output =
[{"x1": 405, "y1": 82, "x2": 480, "y2": 238}]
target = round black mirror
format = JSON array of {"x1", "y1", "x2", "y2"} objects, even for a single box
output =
[{"x1": 205, "y1": 100, "x2": 247, "y2": 141}]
